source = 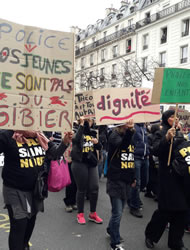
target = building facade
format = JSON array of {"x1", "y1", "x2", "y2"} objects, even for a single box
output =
[{"x1": 74, "y1": 0, "x2": 190, "y2": 93}]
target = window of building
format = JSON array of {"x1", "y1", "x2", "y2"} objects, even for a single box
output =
[
  {"x1": 161, "y1": 27, "x2": 167, "y2": 44},
  {"x1": 142, "y1": 57, "x2": 148, "y2": 72},
  {"x1": 128, "y1": 18, "x2": 133, "y2": 27},
  {"x1": 124, "y1": 60, "x2": 130, "y2": 75},
  {"x1": 103, "y1": 31, "x2": 107, "y2": 40},
  {"x1": 144, "y1": 12, "x2": 151, "y2": 24},
  {"x1": 143, "y1": 34, "x2": 149, "y2": 50},
  {"x1": 81, "y1": 57, "x2": 85, "y2": 69},
  {"x1": 90, "y1": 54, "x2": 94, "y2": 66},
  {"x1": 159, "y1": 51, "x2": 166, "y2": 67},
  {"x1": 89, "y1": 71, "x2": 93, "y2": 85},
  {"x1": 100, "y1": 67, "x2": 105, "y2": 76},
  {"x1": 112, "y1": 64, "x2": 117, "y2": 79},
  {"x1": 92, "y1": 37, "x2": 96, "y2": 43},
  {"x1": 126, "y1": 39, "x2": 131, "y2": 53},
  {"x1": 101, "y1": 49, "x2": 106, "y2": 62},
  {"x1": 100, "y1": 68, "x2": 105, "y2": 82},
  {"x1": 115, "y1": 25, "x2": 119, "y2": 33},
  {"x1": 180, "y1": 45, "x2": 188, "y2": 64},
  {"x1": 113, "y1": 45, "x2": 118, "y2": 58},
  {"x1": 182, "y1": 19, "x2": 189, "y2": 37},
  {"x1": 83, "y1": 41, "x2": 86, "y2": 47}
]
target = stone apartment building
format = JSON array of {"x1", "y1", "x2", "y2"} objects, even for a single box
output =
[{"x1": 73, "y1": 0, "x2": 190, "y2": 97}]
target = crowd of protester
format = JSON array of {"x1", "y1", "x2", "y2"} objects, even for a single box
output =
[{"x1": 1, "y1": 109, "x2": 190, "y2": 250}]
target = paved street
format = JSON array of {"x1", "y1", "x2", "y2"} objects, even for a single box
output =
[{"x1": 0, "y1": 169, "x2": 189, "y2": 250}]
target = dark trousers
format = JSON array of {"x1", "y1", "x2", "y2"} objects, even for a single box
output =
[
  {"x1": 7, "y1": 205, "x2": 36, "y2": 250},
  {"x1": 145, "y1": 209, "x2": 186, "y2": 248},
  {"x1": 63, "y1": 162, "x2": 77, "y2": 206},
  {"x1": 71, "y1": 161, "x2": 99, "y2": 213}
]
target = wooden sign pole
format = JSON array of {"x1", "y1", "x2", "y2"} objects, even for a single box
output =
[{"x1": 167, "y1": 103, "x2": 178, "y2": 166}]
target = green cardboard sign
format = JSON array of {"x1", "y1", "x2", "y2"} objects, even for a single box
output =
[{"x1": 160, "y1": 68, "x2": 190, "y2": 103}]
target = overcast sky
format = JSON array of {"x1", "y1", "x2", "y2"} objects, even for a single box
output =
[{"x1": 1, "y1": 0, "x2": 121, "y2": 32}]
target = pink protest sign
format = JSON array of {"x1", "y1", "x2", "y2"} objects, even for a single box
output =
[{"x1": 93, "y1": 88, "x2": 161, "y2": 125}]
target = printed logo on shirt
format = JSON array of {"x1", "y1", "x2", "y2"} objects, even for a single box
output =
[
  {"x1": 16, "y1": 139, "x2": 46, "y2": 168},
  {"x1": 120, "y1": 144, "x2": 134, "y2": 169},
  {"x1": 82, "y1": 135, "x2": 94, "y2": 153},
  {"x1": 179, "y1": 146, "x2": 190, "y2": 174}
]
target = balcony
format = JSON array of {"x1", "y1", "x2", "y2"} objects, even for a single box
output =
[
  {"x1": 136, "y1": 0, "x2": 190, "y2": 30},
  {"x1": 181, "y1": 58, "x2": 188, "y2": 63},
  {"x1": 76, "y1": 24, "x2": 136, "y2": 57},
  {"x1": 75, "y1": 0, "x2": 190, "y2": 57}
]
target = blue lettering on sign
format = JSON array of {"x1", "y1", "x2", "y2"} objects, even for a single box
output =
[{"x1": 0, "y1": 22, "x2": 70, "y2": 50}]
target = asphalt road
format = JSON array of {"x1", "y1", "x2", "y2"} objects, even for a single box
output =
[{"x1": 0, "y1": 169, "x2": 189, "y2": 250}]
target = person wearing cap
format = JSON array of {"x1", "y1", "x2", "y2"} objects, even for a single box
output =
[{"x1": 145, "y1": 109, "x2": 189, "y2": 250}]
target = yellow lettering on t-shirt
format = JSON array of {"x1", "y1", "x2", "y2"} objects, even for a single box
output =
[
  {"x1": 121, "y1": 161, "x2": 134, "y2": 169},
  {"x1": 36, "y1": 156, "x2": 44, "y2": 166},
  {"x1": 121, "y1": 162, "x2": 128, "y2": 169},
  {"x1": 128, "y1": 145, "x2": 134, "y2": 152},
  {"x1": 85, "y1": 135, "x2": 92, "y2": 141},
  {"x1": 26, "y1": 139, "x2": 38, "y2": 147},
  {"x1": 179, "y1": 147, "x2": 190, "y2": 157},
  {"x1": 20, "y1": 159, "x2": 29, "y2": 168}
]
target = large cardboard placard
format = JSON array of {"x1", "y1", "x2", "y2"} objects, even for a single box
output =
[
  {"x1": 93, "y1": 88, "x2": 161, "y2": 125},
  {"x1": 74, "y1": 91, "x2": 95, "y2": 120},
  {"x1": 152, "y1": 68, "x2": 190, "y2": 104},
  {"x1": 0, "y1": 19, "x2": 74, "y2": 132}
]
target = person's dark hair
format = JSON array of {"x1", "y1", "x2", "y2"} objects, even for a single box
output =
[{"x1": 161, "y1": 110, "x2": 175, "y2": 126}]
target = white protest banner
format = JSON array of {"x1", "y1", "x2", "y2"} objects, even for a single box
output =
[
  {"x1": 0, "y1": 19, "x2": 74, "y2": 132},
  {"x1": 93, "y1": 87, "x2": 161, "y2": 125},
  {"x1": 74, "y1": 91, "x2": 95, "y2": 120}
]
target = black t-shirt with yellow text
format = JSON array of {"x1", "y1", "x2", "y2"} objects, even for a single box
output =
[{"x1": 1, "y1": 130, "x2": 46, "y2": 191}]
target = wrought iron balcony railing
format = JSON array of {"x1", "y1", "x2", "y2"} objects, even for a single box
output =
[{"x1": 76, "y1": 0, "x2": 190, "y2": 57}]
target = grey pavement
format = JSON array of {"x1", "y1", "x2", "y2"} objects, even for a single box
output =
[{"x1": 0, "y1": 171, "x2": 189, "y2": 250}]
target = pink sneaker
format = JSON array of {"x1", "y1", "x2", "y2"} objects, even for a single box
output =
[
  {"x1": 77, "y1": 213, "x2": 86, "y2": 225},
  {"x1": 89, "y1": 212, "x2": 103, "y2": 224}
]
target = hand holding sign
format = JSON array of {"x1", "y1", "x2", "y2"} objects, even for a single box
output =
[
  {"x1": 91, "y1": 138, "x2": 98, "y2": 145},
  {"x1": 166, "y1": 127, "x2": 176, "y2": 141},
  {"x1": 125, "y1": 119, "x2": 134, "y2": 130}
]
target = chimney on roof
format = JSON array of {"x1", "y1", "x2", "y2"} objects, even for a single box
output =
[
  {"x1": 120, "y1": 0, "x2": 129, "y2": 7},
  {"x1": 70, "y1": 26, "x2": 80, "y2": 33},
  {"x1": 105, "y1": 6, "x2": 117, "y2": 16}
]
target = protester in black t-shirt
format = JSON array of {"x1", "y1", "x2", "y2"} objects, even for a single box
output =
[{"x1": 1, "y1": 129, "x2": 72, "y2": 250}]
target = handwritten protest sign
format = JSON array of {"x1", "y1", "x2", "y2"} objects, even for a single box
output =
[
  {"x1": 0, "y1": 19, "x2": 74, "y2": 132},
  {"x1": 93, "y1": 87, "x2": 161, "y2": 125},
  {"x1": 169, "y1": 106, "x2": 190, "y2": 130},
  {"x1": 74, "y1": 91, "x2": 95, "y2": 120},
  {"x1": 151, "y1": 68, "x2": 190, "y2": 104}
]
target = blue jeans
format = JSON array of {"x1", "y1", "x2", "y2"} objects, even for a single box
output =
[
  {"x1": 98, "y1": 150, "x2": 107, "y2": 178},
  {"x1": 129, "y1": 158, "x2": 149, "y2": 209},
  {"x1": 107, "y1": 197, "x2": 125, "y2": 247}
]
